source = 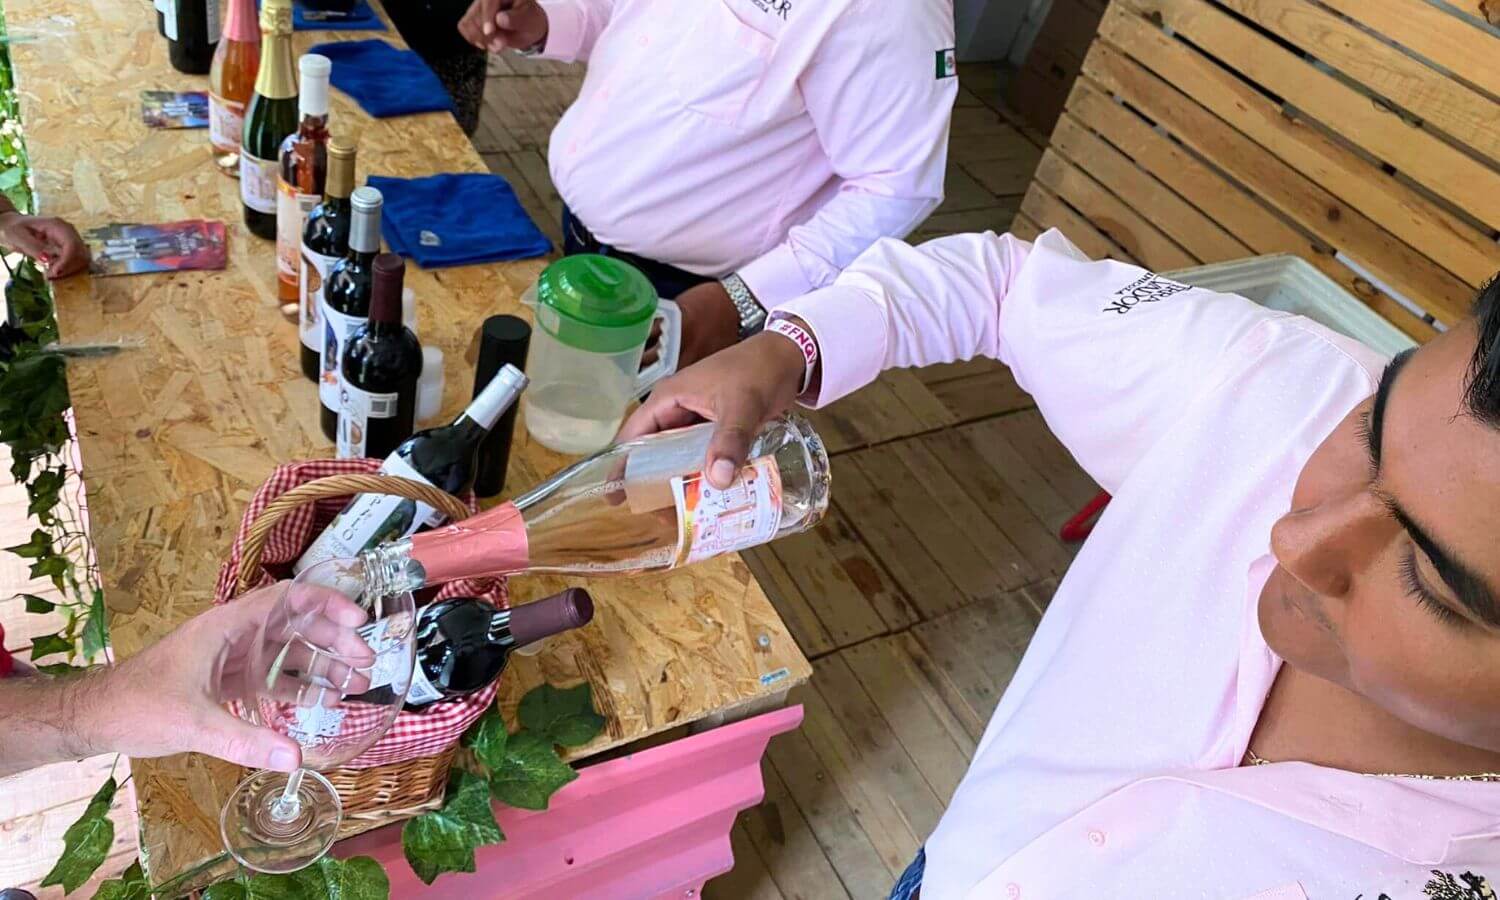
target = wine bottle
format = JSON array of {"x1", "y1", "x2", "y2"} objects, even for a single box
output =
[
  {"x1": 165, "y1": 0, "x2": 219, "y2": 75},
  {"x1": 240, "y1": 0, "x2": 297, "y2": 241},
  {"x1": 299, "y1": 139, "x2": 355, "y2": 381},
  {"x1": 294, "y1": 363, "x2": 527, "y2": 575},
  {"x1": 336, "y1": 253, "x2": 423, "y2": 460},
  {"x1": 348, "y1": 589, "x2": 594, "y2": 710},
  {"x1": 208, "y1": 0, "x2": 260, "y2": 169},
  {"x1": 319, "y1": 186, "x2": 382, "y2": 439},
  {"x1": 276, "y1": 54, "x2": 331, "y2": 309},
  {"x1": 297, "y1": 414, "x2": 831, "y2": 598}
]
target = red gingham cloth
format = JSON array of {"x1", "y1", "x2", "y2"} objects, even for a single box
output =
[{"x1": 216, "y1": 458, "x2": 508, "y2": 769}]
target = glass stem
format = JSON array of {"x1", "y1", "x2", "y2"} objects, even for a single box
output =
[{"x1": 271, "y1": 768, "x2": 305, "y2": 823}]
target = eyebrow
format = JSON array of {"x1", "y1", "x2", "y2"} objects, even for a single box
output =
[{"x1": 1369, "y1": 349, "x2": 1500, "y2": 627}]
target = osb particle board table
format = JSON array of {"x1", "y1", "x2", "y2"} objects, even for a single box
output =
[{"x1": 3, "y1": 0, "x2": 811, "y2": 887}]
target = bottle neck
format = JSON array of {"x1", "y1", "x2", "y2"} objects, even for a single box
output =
[
  {"x1": 349, "y1": 208, "x2": 381, "y2": 256},
  {"x1": 224, "y1": 0, "x2": 258, "y2": 42},
  {"x1": 383, "y1": 501, "x2": 530, "y2": 588},
  {"x1": 255, "y1": 30, "x2": 296, "y2": 99},
  {"x1": 297, "y1": 112, "x2": 328, "y2": 140}
]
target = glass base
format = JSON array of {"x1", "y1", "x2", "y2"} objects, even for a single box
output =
[{"x1": 221, "y1": 769, "x2": 342, "y2": 874}]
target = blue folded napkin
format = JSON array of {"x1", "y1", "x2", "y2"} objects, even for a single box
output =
[
  {"x1": 366, "y1": 174, "x2": 553, "y2": 268},
  {"x1": 293, "y1": 0, "x2": 387, "y2": 31},
  {"x1": 308, "y1": 40, "x2": 454, "y2": 118}
]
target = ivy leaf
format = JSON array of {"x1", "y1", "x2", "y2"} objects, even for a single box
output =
[
  {"x1": 462, "y1": 705, "x2": 508, "y2": 771},
  {"x1": 5, "y1": 527, "x2": 49, "y2": 557},
  {"x1": 30, "y1": 630, "x2": 73, "y2": 660},
  {"x1": 30, "y1": 553, "x2": 68, "y2": 588},
  {"x1": 308, "y1": 855, "x2": 389, "y2": 900},
  {"x1": 518, "y1": 683, "x2": 606, "y2": 748},
  {"x1": 80, "y1": 587, "x2": 108, "y2": 661},
  {"x1": 40, "y1": 777, "x2": 116, "y2": 894},
  {"x1": 488, "y1": 731, "x2": 577, "y2": 811},
  {"x1": 401, "y1": 770, "x2": 503, "y2": 885},
  {"x1": 21, "y1": 592, "x2": 53, "y2": 613},
  {"x1": 0, "y1": 167, "x2": 23, "y2": 192},
  {"x1": 92, "y1": 859, "x2": 148, "y2": 900},
  {"x1": 26, "y1": 466, "x2": 63, "y2": 520},
  {"x1": 35, "y1": 661, "x2": 80, "y2": 675},
  {"x1": 9, "y1": 449, "x2": 31, "y2": 482},
  {"x1": 200, "y1": 882, "x2": 249, "y2": 900}
]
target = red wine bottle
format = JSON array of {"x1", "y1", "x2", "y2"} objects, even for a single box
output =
[
  {"x1": 320, "y1": 186, "x2": 382, "y2": 439},
  {"x1": 337, "y1": 254, "x2": 422, "y2": 460},
  {"x1": 407, "y1": 588, "x2": 593, "y2": 709},
  {"x1": 299, "y1": 139, "x2": 356, "y2": 381},
  {"x1": 165, "y1": 0, "x2": 219, "y2": 75}
]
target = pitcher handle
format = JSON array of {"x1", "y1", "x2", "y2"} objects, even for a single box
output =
[{"x1": 633, "y1": 298, "x2": 681, "y2": 399}]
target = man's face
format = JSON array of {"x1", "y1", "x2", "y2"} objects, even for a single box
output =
[{"x1": 1260, "y1": 320, "x2": 1500, "y2": 751}]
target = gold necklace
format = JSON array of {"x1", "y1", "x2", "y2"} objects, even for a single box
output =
[{"x1": 1244, "y1": 747, "x2": 1500, "y2": 782}]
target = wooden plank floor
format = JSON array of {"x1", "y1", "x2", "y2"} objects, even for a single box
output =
[{"x1": 0, "y1": 59, "x2": 1068, "y2": 898}]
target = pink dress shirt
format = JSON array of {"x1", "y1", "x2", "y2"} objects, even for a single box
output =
[
  {"x1": 536, "y1": 0, "x2": 957, "y2": 307},
  {"x1": 777, "y1": 230, "x2": 1500, "y2": 898}
]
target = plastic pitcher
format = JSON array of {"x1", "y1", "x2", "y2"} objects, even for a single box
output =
[{"x1": 522, "y1": 255, "x2": 681, "y2": 455}]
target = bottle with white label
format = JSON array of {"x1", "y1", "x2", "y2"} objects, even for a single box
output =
[
  {"x1": 337, "y1": 253, "x2": 422, "y2": 460},
  {"x1": 165, "y1": 0, "x2": 219, "y2": 75},
  {"x1": 320, "y1": 186, "x2": 383, "y2": 439},
  {"x1": 240, "y1": 0, "x2": 297, "y2": 240},
  {"x1": 299, "y1": 139, "x2": 356, "y2": 382},
  {"x1": 276, "y1": 54, "x2": 331, "y2": 311},
  {"x1": 295, "y1": 362, "x2": 527, "y2": 575}
]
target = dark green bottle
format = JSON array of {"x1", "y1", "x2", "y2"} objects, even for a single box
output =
[{"x1": 239, "y1": 0, "x2": 298, "y2": 241}]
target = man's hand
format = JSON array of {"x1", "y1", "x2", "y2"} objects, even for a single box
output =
[
  {"x1": 73, "y1": 581, "x2": 370, "y2": 773},
  {"x1": 619, "y1": 328, "x2": 808, "y2": 488},
  {"x1": 0, "y1": 212, "x2": 89, "y2": 279},
  {"x1": 668, "y1": 281, "x2": 743, "y2": 369},
  {"x1": 458, "y1": 0, "x2": 549, "y2": 54}
]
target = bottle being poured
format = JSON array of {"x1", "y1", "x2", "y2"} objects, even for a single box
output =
[{"x1": 297, "y1": 414, "x2": 830, "y2": 600}]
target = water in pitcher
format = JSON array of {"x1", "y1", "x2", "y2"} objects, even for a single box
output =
[{"x1": 524, "y1": 380, "x2": 629, "y2": 455}]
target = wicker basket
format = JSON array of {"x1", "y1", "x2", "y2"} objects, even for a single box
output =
[{"x1": 228, "y1": 471, "x2": 476, "y2": 836}]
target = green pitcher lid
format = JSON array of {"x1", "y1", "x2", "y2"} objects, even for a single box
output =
[{"x1": 534, "y1": 255, "x2": 658, "y2": 352}]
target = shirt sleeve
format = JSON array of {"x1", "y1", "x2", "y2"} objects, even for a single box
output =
[
  {"x1": 537, "y1": 0, "x2": 616, "y2": 63},
  {"x1": 777, "y1": 228, "x2": 1300, "y2": 493},
  {"x1": 736, "y1": 0, "x2": 957, "y2": 308}
]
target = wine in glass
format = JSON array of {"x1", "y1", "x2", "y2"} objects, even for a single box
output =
[{"x1": 219, "y1": 558, "x2": 417, "y2": 873}]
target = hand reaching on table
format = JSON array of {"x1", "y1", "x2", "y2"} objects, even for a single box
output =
[
  {"x1": 459, "y1": 0, "x2": 549, "y2": 55},
  {"x1": 0, "y1": 211, "x2": 89, "y2": 280}
]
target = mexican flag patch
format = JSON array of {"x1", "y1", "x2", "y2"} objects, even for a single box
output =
[{"x1": 936, "y1": 48, "x2": 957, "y2": 79}]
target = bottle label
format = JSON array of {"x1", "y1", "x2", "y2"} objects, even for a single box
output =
[
  {"x1": 205, "y1": 0, "x2": 220, "y2": 37},
  {"x1": 338, "y1": 383, "x2": 400, "y2": 458},
  {"x1": 356, "y1": 618, "x2": 414, "y2": 693},
  {"x1": 276, "y1": 179, "x2": 320, "y2": 282},
  {"x1": 405, "y1": 665, "x2": 444, "y2": 706},
  {"x1": 294, "y1": 453, "x2": 447, "y2": 574},
  {"x1": 288, "y1": 705, "x2": 345, "y2": 744},
  {"x1": 299, "y1": 246, "x2": 340, "y2": 354},
  {"x1": 318, "y1": 299, "x2": 366, "y2": 413},
  {"x1": 208, "y1": 93, "x2": 245, "y2": 153},
  {"x1": 239, "y1": 152, "x2": 278, "y2": 214},
  {"x1": 164, "y1": 0, "x2": 178, "y2": 39},
  {"x1": 670, "y1": 456, "x2": 783, "y2": 566}
]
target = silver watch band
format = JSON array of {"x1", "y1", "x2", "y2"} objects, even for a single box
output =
[{"x1": 722, "y1": 273, "x2": 767, "y2": 341}]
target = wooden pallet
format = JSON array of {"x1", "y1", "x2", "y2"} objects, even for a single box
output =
[{"x1": 1014, "y1": 0, "x2": 1500, "y2": 343}]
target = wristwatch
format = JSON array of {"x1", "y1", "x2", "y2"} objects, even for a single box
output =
[{"x1": 721, "y1": 272, "x2": 767, "y2": 341}]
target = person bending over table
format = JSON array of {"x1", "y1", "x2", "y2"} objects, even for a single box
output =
[
  {"x1": 0, "y1": 194, "x2": 87, "y2": 280},
  {"x1": 457, "y1": 0, "x2": 956, "y2": 367},
  {"x1": 0, "y1": 582, "x2": 370, "y2": 779},
  {"x1": 620, "y1": 229, "x2": 1500, "y2": 897}
]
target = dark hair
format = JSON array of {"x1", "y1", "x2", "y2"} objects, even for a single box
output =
[{"x1": 1466, "y1": 276, "x2": 1500, "y2": 426}]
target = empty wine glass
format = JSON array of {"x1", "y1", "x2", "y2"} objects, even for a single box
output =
[{"x1": 219, "y1": 557, "x2": 417, "y2": 873}]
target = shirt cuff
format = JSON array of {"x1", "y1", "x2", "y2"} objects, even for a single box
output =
[
  {"x1": 773, "y1": 285, "x2": 888, "y2": 409},
  {"x1": 738, "y1": 244, "x2": 816, "y2": 311},
  {"x1": 536, "y1": 1, "x2": 588, "y2": 62}
]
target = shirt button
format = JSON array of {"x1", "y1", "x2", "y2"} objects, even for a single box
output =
[
  {"x1": 1006, "y1": 884, "x2": 1021, "y2": 899},
  {"x1": 1087, "y1": 829, "x2": 1106, "y2": 847}
]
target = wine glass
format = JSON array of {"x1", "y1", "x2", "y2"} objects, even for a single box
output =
[{"x1": 219, "y1": 558, "x2": 418, "y2": 873}]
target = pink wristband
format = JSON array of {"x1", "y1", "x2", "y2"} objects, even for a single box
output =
[{"x1": 767, "y1": 317, "x2": 818, "y2": 396}]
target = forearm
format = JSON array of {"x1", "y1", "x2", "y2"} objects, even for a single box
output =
[{"x1": 0, "y1": 668, "x2": 110, "y2": 777}]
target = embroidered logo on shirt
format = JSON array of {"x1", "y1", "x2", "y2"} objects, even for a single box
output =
[
  {"x1": 936, "y1": 48, "x2": 957, "y2": 79},
  {"x1": 1357, "y1": 870, "x2": 1497, "y2": 900},
  {"x1": 1102, "y1": 272, "x2": 1192, "y2": 315},
  {"x1": 750, "y1": 0, "x2": 792, "y2": 19}
]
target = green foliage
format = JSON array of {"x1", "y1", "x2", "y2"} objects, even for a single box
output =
[
  {"x1": 91, "y1": 860, "x2": 148, "y2": 900},
  {"x1": 401, "y1": 770, "x2": 503, "y2": 885},
  {"x1": 40, "y1": 777, "x2": 117, "y2": 894},
  {"x1": 518, "y1": 682, "x2": 607, "y2": 748},
  {"x1": 487, "y1": 731, "x2": 578, "y2": 811},
  {"x1": 201, "y1": 856, "x2": 390, "y2": 900},
  {"x1": 21, "y1": 591, "x2": 52, "y2": 612}
]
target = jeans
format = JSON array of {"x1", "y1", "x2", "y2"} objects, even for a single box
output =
[
  {"x1": 889, "y1": 847, "x2": 925, "y2": 900},
  {"x1": 560, "y1": 207, "x2": 714, "y2": 300}
]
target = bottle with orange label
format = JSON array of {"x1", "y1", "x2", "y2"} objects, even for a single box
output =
[{"x1": 275, "y1": 54, "x2": 331, "y2": 306}]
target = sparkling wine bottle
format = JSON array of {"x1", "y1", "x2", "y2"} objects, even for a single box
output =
[
  {"x1": 208, "y1": 0, "x2": 260, "y2": 169},
  {"x1": 297, "y1": 414, "x2": 830, "y2": 598},
  {"x1": 295, "y1": 363, "x2": 527, "y2": 575},
  {"x1": 275, "y1": 54, "x2": 331, "y2": 308},
  {"x1": 350, "y1": 589, "x2": 594, "y2": 710},
  {"x1": 336, "y1": 254, "x2": 423, "y2": 460},
  {"x1": 165, "y1": 0, "x2": 219, "y2": 75},
  {"x1": 319, "y1": 186, "x2": 382, "y2": 440},
  {"x1": 298, "y1": 139, "x2": 355, "y2": 381},
  {"x1": 239, "y1": 0, "x2": 297, "y2": 241}
]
